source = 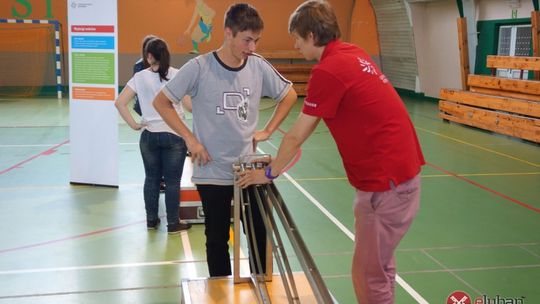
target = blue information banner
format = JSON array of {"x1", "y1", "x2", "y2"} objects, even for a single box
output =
[{"x1": 71, "y1": 36, "x2": 115, "y2": 49}]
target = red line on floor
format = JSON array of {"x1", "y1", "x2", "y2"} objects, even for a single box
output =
[
  {"x1": 427, "y1": 162, "x2": 540, "y2": 214},
  {"x1": 0, "y1": 219, "x2": 146, "y2": 254},
  {"x1": 0, "y1": 140, "x2": 70, "y2": 175},
  {"x1": 282, "y1": 148, "x2": 302, "y2": 173},
  {"x1": 0, "y1": 129, "x2": 299, "y2": 255}
]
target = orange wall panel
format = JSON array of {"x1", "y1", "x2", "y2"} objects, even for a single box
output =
[
  {"x1": 0, "y1": 23, "x2": 54, "y2": 52},
  {"x1": 1, "y1": 0, "x2": 373, "y2": 54},
  {"x1": 0, "y1": 0, "x2": 67, "y2": 53},
  {"x1": 1, "y1": 0, "x2": 381, "y2": 85},
  {"x1": 118, "y1": 0, "x2": 355, "y2": 54},
  {"x1": 350, "y1": 0, "x2": 380, "y2": 56}
]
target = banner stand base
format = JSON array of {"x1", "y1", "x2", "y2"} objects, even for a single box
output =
[{"x1": 70, "y1": 182, "x2": 119, "y2": 188}]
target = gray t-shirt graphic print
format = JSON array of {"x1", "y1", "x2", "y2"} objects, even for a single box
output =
[{"x1": 163, "y1": 52, "x2": 291, "y2": 185}]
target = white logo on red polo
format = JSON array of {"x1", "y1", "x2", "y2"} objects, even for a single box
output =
[
  {"x1": 304, "y1": 100, "x2": 317, "y2": 108},
  {"x1": 357, "y1": 58, "x2": 378, "y2": 76}
]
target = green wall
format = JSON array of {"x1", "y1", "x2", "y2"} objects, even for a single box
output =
[{"x1": 475, "y1": 18, "x2": 531, "y2": 76}]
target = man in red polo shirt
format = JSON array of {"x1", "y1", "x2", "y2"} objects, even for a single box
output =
[{"x1": 237, "y1": 1, "x2": 425, "y2": 303}]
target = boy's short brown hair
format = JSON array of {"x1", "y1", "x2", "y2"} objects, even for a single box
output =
[
  {"x1": 288, "y1": 0, "x2": 340, "y2": 46},
  {"x1": 224, "y1": 3, "x2": 264, "y2": 36}
]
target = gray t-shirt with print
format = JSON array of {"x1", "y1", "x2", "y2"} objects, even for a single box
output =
[{"x1": 162, "y1": 52, "x2": 292, "y2": 185}]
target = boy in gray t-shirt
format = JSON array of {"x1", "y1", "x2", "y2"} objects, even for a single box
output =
[{"x1": 154, "y1": 3, "x2": 297, "y2": 277}]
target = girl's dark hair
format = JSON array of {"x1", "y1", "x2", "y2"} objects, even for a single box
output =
[
  {"x1": 144, "y1": 38, "x2": 170, "y2": 82},
  {"x1": 224, "y1": 3, "x2": 264, "y2": 36},
  {"x1": 141, "y1": 35, "x2": 158, "y2": 68},
  {"x1": 288, "y1": 0, "x2": 340, "y2": 47}
]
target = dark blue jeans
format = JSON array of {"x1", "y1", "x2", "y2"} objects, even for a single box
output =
[{"x1": 140, "y1": 130, "x2": 187, "y2": 225}]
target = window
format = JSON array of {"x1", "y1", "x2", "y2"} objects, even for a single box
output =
[{"x1": 496, "y1": 24, "x2": 532, "y2": 79}]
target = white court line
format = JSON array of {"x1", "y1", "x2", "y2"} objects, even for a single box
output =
[
  {"x1": 399, "y1": 263, "x2": 540, "y2": 275},
  {"x1": 421, "y1": 249, "x2": 483, "y2": 296},
  {"x1": 520, "y1": 246, "x2": 540, "y2": 259},
  {"x1": 0, "y1": 259, "x2": 206, "y2": 275},
  {"x1": 257, "y1": 147, "x2": 429, "y2": 304},
  {"x1": 181, "y1": 230, "x2": 197, "y2": 278}
]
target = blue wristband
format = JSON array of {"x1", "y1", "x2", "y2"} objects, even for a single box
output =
[{"x1": 265, "y1": 166, "x2": 279, "y2": 180}]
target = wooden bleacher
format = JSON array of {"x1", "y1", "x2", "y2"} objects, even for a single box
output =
[
  {"x1": 486, "y1": 55, "x2": 540, "y2": 71},
  {"x1": 258, "y1": 51, "x2": 314, "y2": 96},
  {"x1": 257, "y1": 50, "x2": 304, "y2": 60},
  {"x1": 439, "y1": 55, "x2": 540, "y2": 143}
]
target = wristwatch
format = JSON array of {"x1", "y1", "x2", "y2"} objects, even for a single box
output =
[{"x1": 264, "y1": 166, "x2": 279, "y2": 180}]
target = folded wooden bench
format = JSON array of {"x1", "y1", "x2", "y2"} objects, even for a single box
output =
[
  {"x1": 468, "y1": 74, "x2": 540, "y2": 102},
  {"x1": 487, "y1": 55, "x2": 540, "y2": 76},
  {"x1": 257, "y1": 50, "x2": 305, "y2": 60},
  {"x1": 438, "y1": 55, "x2": 540, "y2": 143},
  {"x1": 258, "y1": 51, "x2": 313, "y2": 96}
]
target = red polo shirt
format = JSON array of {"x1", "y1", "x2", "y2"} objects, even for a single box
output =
[{"x1": 302, "y1": 40, "x2": 425, "y2": 192}]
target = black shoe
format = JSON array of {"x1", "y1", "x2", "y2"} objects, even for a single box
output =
[
  {"x1": 167, "y1": 221, "x2": 192, "y2": 234},
  {"x1": 159, "y1": 181, "x2": 166, "y2": 192},
  {"x1": 147, "y1": 218, "x2": 161, "y2": 230}
]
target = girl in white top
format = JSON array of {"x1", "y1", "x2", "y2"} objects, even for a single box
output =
[{"x1": 115, "y1": 37, "x2": 191, "y2": 234}]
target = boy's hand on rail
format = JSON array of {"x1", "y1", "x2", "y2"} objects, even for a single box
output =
[
  {"x1": 252, "y1": 130, "x2": 271, "y2": 152},
  {"x1": 236, "y1": 169, "x2": 270, "y2": 188}
]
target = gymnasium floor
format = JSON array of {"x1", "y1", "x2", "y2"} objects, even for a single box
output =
[{"x1": 0, "y1": 94, "x2": 539, "y2": 304}]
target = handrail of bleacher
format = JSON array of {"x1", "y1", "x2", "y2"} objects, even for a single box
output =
[
  {"x1": 486, "y1": 55, "x2": 540, "y2": 71},
  {"x1": 257, "y1": 50, "x2": 305, "y2": 60}
]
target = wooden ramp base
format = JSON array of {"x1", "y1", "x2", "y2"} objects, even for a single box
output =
[
  {"x1": 439, "y1": 100, "x2": 540, "y2": 143},
  {"x1": 182, "y1": 273, "x2": 319, "y2": 304}
]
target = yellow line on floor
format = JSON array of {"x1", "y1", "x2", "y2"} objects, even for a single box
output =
[
  {"x1": 415, "y1": 126, "x2": 540, "y2": 168},
  {"x1": 421, "y1": 172, "x2": 540, "y2": 178},
  {"x1": 275, "y1": 172, "x2": 540, "y2": 182},
  {"x1": 274, "y1": 177, "x2": 348, "y2": 182},
  {"x1": 2, "y1": 171, "x2": 537, "y2": 191}
]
